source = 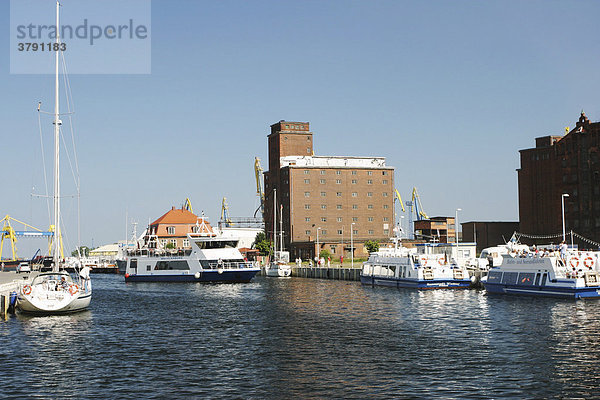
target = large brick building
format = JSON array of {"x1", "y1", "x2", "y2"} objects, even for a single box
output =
[
  {"x1": 518, "y1": 111, "x2": 600, "y2": 247},
  {"x1": 264, "y1": 120, "x2": 395, "y2": 260}
]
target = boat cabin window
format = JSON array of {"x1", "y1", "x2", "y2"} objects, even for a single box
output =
[
  {"x1": 130, "y1": 259, "x2": 138, "y2": 271},
  {"x1": 501, "y1": 272, "x2": 518, "y2": 285},
  {"x1": 517, "y1": 272, "x2": 535, "y2": 286},
  {"x1": 155, "y1": 260, "x2": 190, "y2": 270},
  {"x1": 194, "y1": 240, "x2": 239, "y2": 249},
  {"x1": 534, "y1": 273, "x2": 540, "y2": 286},
  {"x1": 487, "y1": 270, "x2": 502, "y2": 283}
]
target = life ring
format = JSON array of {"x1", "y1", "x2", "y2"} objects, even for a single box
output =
[
  {"x1": 420, "y1": 257, "x2": 427, "y2": 267},
  {"x1": 22, "y1": 285, "x2": 32, "y2": 295},
  {"x1": 584, "y1": 257, "x2": 595, "y2": 269},
  {"x1": 438, "y1": 257, "x2": 445, "y2": 266},
  {"x1": 69, "y1": 284, "x2": 79, "y2": 295},
  {"x1": 570, "y1": 258, "x2": 579, "y2": 269}
]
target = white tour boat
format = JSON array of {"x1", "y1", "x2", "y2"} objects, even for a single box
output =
[
  {"x1": 123, "y1": 232, "x2": 260, "y2": 283},
  {"x1": 361, "y1": 239, "x2": 471, "y2": 289},
  {"x1": 17, "y1": 1, "x2": 92, "y2": 314}
]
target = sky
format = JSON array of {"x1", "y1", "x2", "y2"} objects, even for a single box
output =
[{"x1": 2, "y1": 0, "x2": 600, "y2": 257}]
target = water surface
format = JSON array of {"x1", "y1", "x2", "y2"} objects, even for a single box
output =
[{"x1": 1, "y1": 275, "x2": 599, "y2": 399}]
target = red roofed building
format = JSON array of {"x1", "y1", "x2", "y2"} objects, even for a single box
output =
[{"x1": 149, "y1": 206, "x2": 214, "y2": 249}]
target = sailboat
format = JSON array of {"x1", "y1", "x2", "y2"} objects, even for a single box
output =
[
  {"x1": 265, "y1": 189, "x2": 292, "y2": 277},
  {"x1": 17, "y1": 1, "x2": 92, "y2": 313}
]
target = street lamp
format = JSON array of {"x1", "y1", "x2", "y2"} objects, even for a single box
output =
[
  {"x1": 316, "y1": 227, "x2": 322, "y2": 262},
  {"x1": 455, "y1": 208, "x2": 462, "y2": 244},
  {"x1": 562, "y1": 194, "x2": 569, "y2": 241},
  {"x1": 351, "y1": 222, "x2": 356, "y2": 267}
]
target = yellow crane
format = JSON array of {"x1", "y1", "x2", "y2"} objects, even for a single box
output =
[
  {"x1": 0, "y1": 215, "x2": 59, "y2": 261},
  {"x1": 254, "y1": 157, "x2": 265, "y2": 218},
  {"x1": 394, "y1": 189, "x2": 405, "y2": 213},
  {"x1": 411, "y1": 187, "x2": 429, "y2": 220},
  {"x1": 221, "y1": 197, "x2": 233, "y2": 227},
  {"x1": 182, "y1": 198, "x2": 194, "y2": 214}
]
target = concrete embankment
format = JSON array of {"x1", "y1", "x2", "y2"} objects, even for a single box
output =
[
  {"x1": 0, "y1": 272, "x2": 28, "y2": 319},
  {"x1": 292, "y1": 266, "x2": 361, "y2": 281}
]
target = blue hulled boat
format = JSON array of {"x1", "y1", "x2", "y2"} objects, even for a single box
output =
[
  {"x1": 482, "y1": 250, "x2": 600, "y2": 299},
  {"x1": 360, "y1": 241, "x2": 471, "y2": 289}
]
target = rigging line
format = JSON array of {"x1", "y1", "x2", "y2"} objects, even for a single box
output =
[
  {"x1": 37, "y1": 108, "x2": 52, "y2": 227},
  {"x1": 60, "y1": 50, "x2": 80, "y2": 178},
  {"x1": 59, "y1": 125, "x2": 80, "y2": 192},
  {"x1": 61, "y1": 49, "x2": 81, "y2": 251}
]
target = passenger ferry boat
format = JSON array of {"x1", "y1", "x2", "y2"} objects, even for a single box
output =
[
  {"x1": 482, "y1": 250, "x2": 600, "y2": 299},
  {"x1": 360, "y1": 240, "x2": 471, "y2": 289},
  {"x1": 123, "y1": 233, "x2": 260, "y2": 283}
]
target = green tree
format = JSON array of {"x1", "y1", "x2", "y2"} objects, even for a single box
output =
[
  {"x1": 165, "y1": 243, "x2": 176, "y2": 249},
  {"x1": 253, "y1": 231, "x2": 272, "y2": 256},
  {"x1": 71, "y1": 246, "x2": 91, "y2": 257},
  {"x1": 319, "y1": 249, "x2": 331, "y2": 259},
  {"x1": 364, "y1": 240, "x2": 380, "y2": 253}
]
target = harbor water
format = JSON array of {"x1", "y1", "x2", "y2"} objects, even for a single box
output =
[{"x1": 2, "y1": 275, "x2": 600, "y2": 399}]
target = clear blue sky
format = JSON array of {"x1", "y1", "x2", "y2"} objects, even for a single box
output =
[{"x1": 2, "y1": 0, "x2": 600, "y2": 255}]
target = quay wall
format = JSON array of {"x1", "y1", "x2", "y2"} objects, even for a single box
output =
[{"x1": 292, "y1": 267, "x2": 361, "y2": 281}]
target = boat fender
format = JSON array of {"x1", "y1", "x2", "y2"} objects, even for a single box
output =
[
  {"x1": 194, "y1": 272, "x2": 200, "y2": 279},
  {"x1": 69, "y1": 284, "x2": 79, "y2": 295},
  {"x1": 22, "y1": 285, "x2": 32, "y2": 295},
  {"x1": 570, "y1": 258, "x2": 579, "y2": 269},
  {"x1": 584, "y1": 257, "x2": 595, "y2": 269},
  {"x1": 217, "y1": 268, "x2": 224, "y2": 274},
  {"x1": 125, "y1": 273, "x2": 130, "y2": 278}
]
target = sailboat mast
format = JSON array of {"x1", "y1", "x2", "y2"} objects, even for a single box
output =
[
  {"x1": 279, "y1": 204, "x2": 283, "y2": 252},
  {"x1": 52, "y1": 0, "x2": 61, "y2": 270},
  {"x1": 273, "y1": 189, "x2": 277, "y2": 255}
]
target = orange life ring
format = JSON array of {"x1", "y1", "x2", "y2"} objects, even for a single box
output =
[
  {"x1": 69, "y1": 284, "x2": 79, "y2": 295},
  {"x1": 584, "y1": 257, "x2": 595, "y2": 269},
  {"x1": 570, "y1": 258, "x2": 579, "y2": 269},
  {"x1": 438, "y1": 257, "x2": 445, "y2": 266},
  {"x1": 22, "y1": 285, "x2": 32, "y2": 295},
  {"x1": 420, "y1": 257, "x2": 428, "y2": 267}
]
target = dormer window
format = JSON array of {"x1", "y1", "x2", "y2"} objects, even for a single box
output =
[{"x1": 167, "y1": 226, "x2": 175, "y2": 234}]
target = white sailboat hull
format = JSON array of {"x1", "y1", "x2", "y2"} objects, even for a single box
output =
[
  {"x1": 265, "y1": 263, "x2": 292, "y2": 277},
  {"x1": 16, "y1": 271, "x2": 92, "y2": 314},
  {"x1": 17, "y1": 291, "x2": 91, "y2": 314}
]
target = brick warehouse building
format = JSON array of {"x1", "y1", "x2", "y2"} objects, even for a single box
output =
[
  {"x1": 518, "y1": 111, "x2": 600, "y2": 247},
  {"x1": 264, "y1": 120, "x2": 395, "y2": 261}
]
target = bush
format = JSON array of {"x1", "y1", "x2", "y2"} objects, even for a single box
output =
[
  {"x1": 319, "y1": 249, "x2": 331, "y2": 259},
  {"x1": 364, "y1": 240, "x2": 380, "y2": 253}
]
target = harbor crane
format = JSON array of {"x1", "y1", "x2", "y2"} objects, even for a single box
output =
[
  {"x1": 404, "y1": 187, "x2": 429, "y2": 239},
  {"x1": 182, "y1": 198, "x2": 194, "y2": 214},
  {"x1": 0, "y1": 215, "x2": 57, "y2": 261},
  {"x1": 253, "y1": 157, "x2": 265, "y2": 218},
  {"x1": 221, "y1": 197, "x2": 233, "y2": 227}
]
